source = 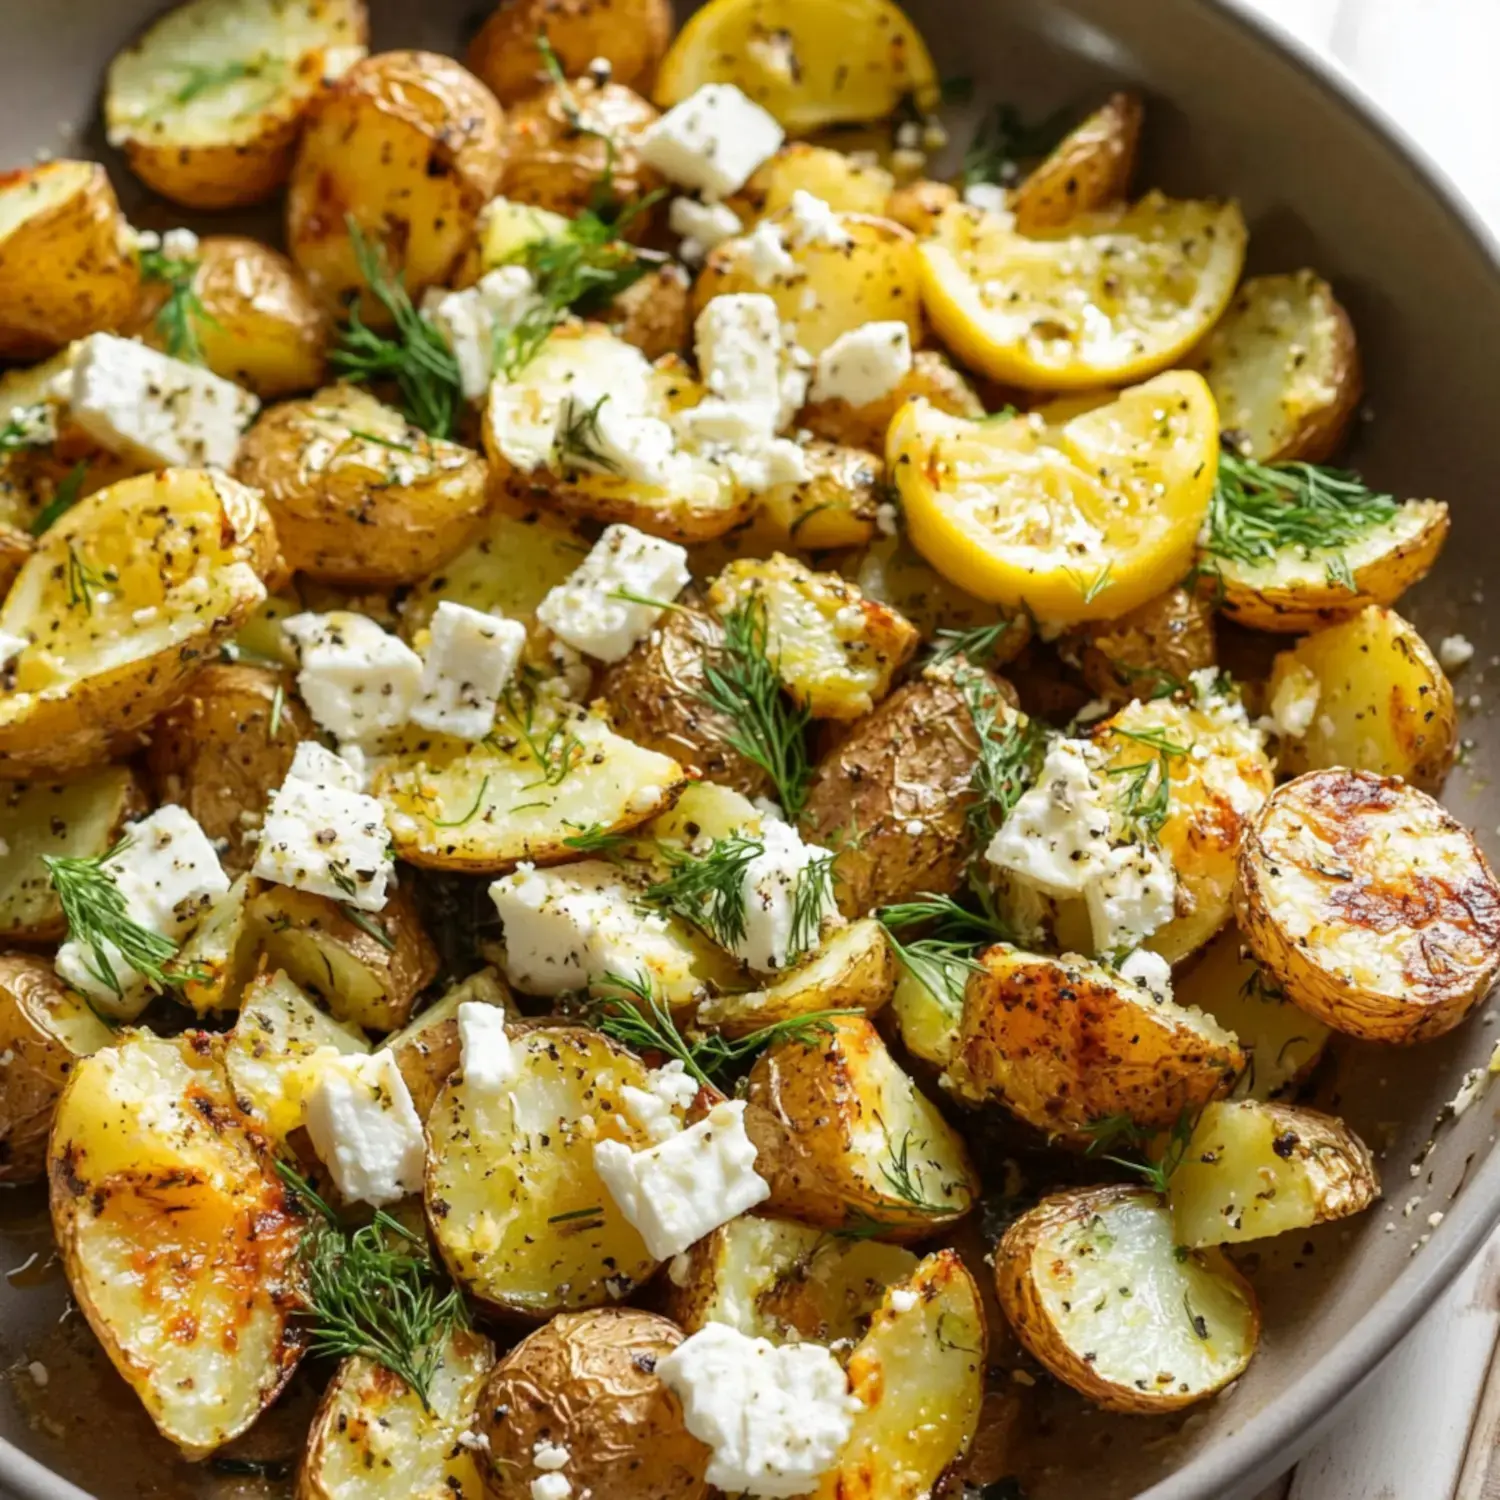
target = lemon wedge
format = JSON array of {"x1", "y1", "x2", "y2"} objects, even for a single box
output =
[
  {"x1": 919, "y1": 194, "x2": 1247, "y2": 390},
  {"x1": 653, "y1": 0, "x2": 940, "y2": 134},
  {"x1": 887, "y1": 370, "x2": 1219, "y2": 625}
]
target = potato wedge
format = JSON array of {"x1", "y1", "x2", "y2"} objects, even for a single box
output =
[
  {"x1": 1170, "y1": 1100, "x2": 1379, "y2": 1248},
  {"x1": 745, "y1": 1014, "x2": 977, "y2": 1238},
  {"x1": 996, "y1": 1185, "x2": 1258, "y2": 1413},
  {"x1": 171, "y1": 872, "x2": 262, "y2": 1015},
  {"x1": 1235, "y1": 769, "x2": 1500, "y2": 1043},
  {"x1": 426, "y1": 1026, "x2": 661, "y2": 1316},
  {"x1": 799, "y1": 350, "x2": 984, "y2": 455},
  {"x1": 854, "y1": 536, "x2": 1028, "y2": 655},
  {"x1": 49, "y1": 1033, "x2": 307, "y2": 1455},
  {"x1": 0, "y1": 468, "x2": 280, "y2": 776},
  {"x1": 0, "y1": 162, "x2": 141, "y2": 359},
  {"x1": 1010, "y1": 92, "x2": 1144, "y2": 235},
  {"x1": 300, "y1": 1329, "x2": 495, "y2": 1500},
  {"x1": 812, "y1": 1250, "x2": 985, "y2": 1500},
  {"x1": 1269, "y1": 605, "x2": 1457, "y2": 792},
  {"x1": 288, "y1": 51, "x2": 506, "y2": 318},
  {"x1": 755, "y1": 441, "x2": 885, "y2": 552},
  {"x1": 1195, "y1": 271, "x2": 1361, "y2": 464},
  {"x1": 1064, "y1": 586, "x2": 1217, "y2": 706},
  {"x1": 381, "y1": 967, "x2": 516, "y2": 1120},
  {"x1": 725, "y1": 144, "x2": 895, "y2": 226},
  {"x1": 945, "y1": 946, "x2": 1242, "y2": 1135},
  {"x1": 236, "y1": 386, "x2": 489, "y2": 587}
]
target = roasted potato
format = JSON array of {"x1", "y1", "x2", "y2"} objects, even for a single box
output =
[
  {"x1": 1268, "y1": 605, "x2": 1458, "y2": 792},
  {"x1": 605, "y1": 263, "x2": 694, "y2": 360},
  {"x1": 426, "y1": 1026, "x2": 663, "y2": 1315},
  {"x1": 996, "y1": 1185, "x2": 1259, "y2": 1413},
  {"x1": 171, "y1": 872, "x2": 262, "y2": 1015},
  {"x1": 236, "y1": 386, "x2": 489, "y2": 587},
  {"x1": 1064, "y1": 586, "x2": 1217, "y2": 706},
  {"x1": 1010, "y1": 92, "x2": 1144, "y2": 235},
  {"x1": 1170, "y1": 1100, "x2": 1379, "y2": 1248},
  {"x1": 49, "y1": 1033, "x2": 307, "y2": 1455},
  {"x1": 287, "y1": 50, "x2": 506, "y2": 318},
  {"x1": 1236, "y1": 769, "x2": 1500, "y2": 1043},
  {"x1": 1195, "y1": 271, "x2": 1361, "y2": 464},
  {"x1": 745, "y1": 1014, "x2": 978, "y2": 1238},
  {"x1": 725, "y1": 143, "x2": 895, "y2": 226},
  {"x1": 756, "y1": 441, "x2": 886, "y2": 552},
  {"x1": 249, "y1": 884, "x2": 438, "y2": 1033},
  {"x1": 664, "y1": 1215, "x2": 918, "y2": 1343},
  {"x1": 478, "y1": 1308, "x2": 709, "y2": 1500},
  {"x1": 944, "y1": 946, "x2": 1242, "y2": 1135},
  {"x1": 799, "y1": 349, "x2": 984, "y2": 455},
  {"x1": 889, "y1": 964, "x2": 963, "y2": 1069},
  {"x1": 884, "y1": 178, "x2": 959, "y2": 237},
  {"x1": 0, "y1": 769, "x2": 147, "y2": 942},
  {"x1": 0, "y1": 468, "x2": 281, "y2": 777},
  {"x1": 300, "y1": 1329, "x2": 495, "y2": 1500}
]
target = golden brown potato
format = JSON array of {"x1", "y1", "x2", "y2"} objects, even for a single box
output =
[
  {"x1": 288, "y1": 50, "x2": 507, "y2": 318},
  {"x1": 1235, "y1": 769, "x2": 1500, "y2": 1044},
  {"x1": 725, "y1": 143, "x2": 896, "y2": 226},
  {"x1": 884, "y1": 178, "x2": 959, "y2": 237},
  {"x1": 478, "y1": 1309, "x2": 709, "y2": 1500},
  {"x1": 605, "y1": 263, "x2": 693, "y2": 360},
  {"x1": 799, "y1": 350, "x2": 984, "y2": 456},
  {"x1": 146, "y1": 663, "x2": 313, "y2": 875},
  {"x1": 944, "y1": 946, "x2": 1243, "y2": 1135},
  {"x1": 756, "y1": 441, "x2": 886, "y2": 551},
  {"x1": 171, "y1": 872, "x2": 262, "y2": 1016},
  {"x1": 467, "y1": 0, "x2": 673, "y2": 104},
  {"x1": 996, "y1": 1185, "x2": 1259, "y2": 1414},
  {"x1": 0, "y1": 161, "x2": 141, "y2": 359},
  {"x1": 1010, "y1": 92, "x2": 1144, "y2": 235},
  {"x1": 1065, "y1": 586, "x2": 1217, "y2": 705},
  {"x1": 745, "y1": 1014, "x2": 978, "y2": 1239},
  {"x1": 235, "y1": 386, "x2": 489, "y2": 587},
  {"x1": 1268, "y1": 605, "x2": 1457, "y2": 792}
]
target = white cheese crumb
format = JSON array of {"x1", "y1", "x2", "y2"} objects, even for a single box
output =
[
  {"x1": 409, "y1": 601, "x2": 526, "y2": 740},
  {"x1": 27, "y1": 1362, "x2": 48, "y2": 1388},
  {"x1": 283, "y1": 611, "x2": 423, "y2": 744},
  {"x1": 670, "y1": 197, "x2": 744, "y2": 261},
  {"x1": 304, "y1": 1051, "x2": 424, "y2": 1208},
  {"x1": 888, "y1": 1287, "x2": 919, "y2": 1313},
  {"x1": 785, "y1": 190, "x2": 852, "y2": 250},
  {"x1": 457, "y1": 1001, "x2": 515, "y2": 1091},
  {"x1": 742, "y1": 219, "x2": 798, "y2": 286},
  {"x1": 639, "y1": 84, "x2": 784, "y2": 197},
  {"x1": 734, "y1": 821, "x2": 839, "y2": 971},
  {"x1": 422, "y1": 266, "x2": 541, "y2": 401},
  {"x1": 532, "y1": 1441, "x2": 571, "y2": 1472},
  {"x1": 1439, "y1": 634, "x2": 1475, "y2": 672},
  {"x1": 1119, "y1": 947, "x2": 1174, "y2": 1001},
  {"x1": 985, "y1": 739, "x2": 1112, "y2": 896},
  {"x1": 531, "y1": 1474, "x2": 572, "y2": 1500},
  {"x1": 811, "y1": 321, "x2": 913, "y2": 407},
  {"x1": 963, "y1": 181, "x2": 1015, "y2": 224},
  {"x1": 619, "y1": 1059, "x2": 700, "y2": 1142},
  {"x1": 1269, "y1": 661, "x2": 1321, "y2": 739}
]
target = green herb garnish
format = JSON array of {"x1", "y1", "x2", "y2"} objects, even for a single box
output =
[
  {"x1": 1081, "y1": 1109, "x2": 1199, "y2": 1195},
  {"x1": 643, "y1": 834, "x2": 763, "y2": 951},
  {"x1": 962, "y1": 101, "x2": 1073, "y2": 189},
  {"x1": 958, "y1": 667, "x2": 1048, "y2": 850},
  {"x1": 139, "y1": 245, "x2": 214, "y2": 363},
  {"x1": 29, "y1": 461, "x2": 88, "y2": 537}
]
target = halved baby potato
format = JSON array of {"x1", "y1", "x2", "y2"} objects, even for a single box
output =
[
  {"x1": 170, "y1": 871, "x2": 262, "y2": 1015},
  {"x1": 1170, "y1": 1100, "x2": 1379, "y2": 1248},
  {"x1": 798, "y1": 350, "x2": 984, "y2": 457},
  {"x1": 889, "y1": 963, "x2": 963, "y2": 1070},
  {"x1": 49, "y1": 1033, "x2": 307, "y2": 1456},
  {"x1": 1236, "y1": 769, "x2": 1500, "y2": 1043},
  {"x1": 1065, "y1": 585, "x2": 1217, "y2": 706},
  {"x1": 918, "y1": 194, "x2": 1247, "y2": 389},
  {"x1": 754, "y1": 441, "x2": 886, "y2": 552},
  {"x1": 1009, "y1": 92, "x2": 1144, "y2": 235},
  {"x1": 726, "y1": 143, "x2": 895, "y2": 227},
  {"x1": 996, "y1": 1185, "x2": 1259, "y2": 1413}
]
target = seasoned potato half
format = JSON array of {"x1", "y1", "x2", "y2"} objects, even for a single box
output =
[
  {"x1": 996, "y1": 1185, "x2": 1259, "y2": 1413},
  {"x1": 300, "y1": 1329, "x2": 495, "y2": 1500},
  {"x1": 49, "y1": 1034, "x2": 307, "y2": 1455},
  {"x1": 1170, "y1": 1100, "x2": 1379, "y2": 1248},
  {"x1": 890, "y1": 965, "x2": 963, "y2": 1069},
  {"x1": 427, "y1": 1027, "x2": 663, "y2": 1316},
  {"x1": 884, "y1": 178, "x2": 959, "y2": 238},
  {"x1": 478, "y1": 1308, "x2": 709, "y2": 1500},
  {"x1": 726, "y1": 143, "x2": 895, "y2": 227},
  {"x1": 745, "y1": 1015, "x2": 978, "y2": 1238},
  {"x1": 1269, "y1": 606, "x2": 1458, "y2": 792},
  {"x1": 381, "y1": 967, "x2": 516, "y2": 1120},
  {"x1": 1010, "y1": 92, "x2": 1144, "y2": 235},
  {"x1": 288, "y1": 50, "x2": 506, "y2": 317},
  {"x1": 945, "y1": 946, "x2": 1242, "y2": 1135},
  {"x1": 0, "y1": 468, "x2": 280, "y2": 776},
  {"x1": 171, "y1": 871, "x2": 262, "y2": 1015},
  {"x1": 0, "y1": 768, "x2": 146, "y2": 942},
  {"x1": 1195, "y1": 272, "x2": 1361, "y2": 464},
  {"x1": 106, "y1": 0, "x2": 368, "y2": 208},
  {"x1": 0, "y1": 955, "x2": 114, "y2": 1184},
  {"x1": 236, "y1": 386, "x2": 489, "y2": 587},
  {"x1": 1065, "y1": 586, "x2": 1217, "y2": 706},
  {"x1": 754, "y1": 441, "x2": 886, "y2": 552},
  {"x1": 665, "y1": 1214, "x2": 918, "y2": 1343},
  {"x1": 813, "y1": 1250, "x2": 986, "y2": 1500},
  {"x1": 0, "y1": 161, "x2": 140, "y2": 359},
  {"x1": 468, "y1": 0, "x2": 672, "y2": 101},
  {"x1": 1236, "y1": 769, "x2": 1500, "y2": 1043},
  {"x1": 799, "y1": 349, "x2": 983, "y2": 456},
  {"x1": 605, "y1": 263, "x2": 694, "y2": 361},
  {"x1": 695, "y1": 211, "x2": 923, "y2": 357}
]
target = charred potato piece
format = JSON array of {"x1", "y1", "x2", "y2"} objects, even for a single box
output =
[
  {"x1": 996, "y1": 1185, "x2": 1259, "y2": 1414},
  {"x1": 1236, "y1": 769, "x2": 1500, "y2": 1043},
  {"x1": 1010, "y1": 92, "x2": 1144, "y2": 235},
  {"x1": 1065, "y1": 586, "x2": 1217, "y2": 706},
  {"x1": 799, "y1": 349, "x2": 984, "y2": 455},
  {"x1": 1170, "y1": 1100, "x2": 1379, "y2": 1248},
  {"x1": 756, "y1": 441, "x2": 885, "y2": 552},
  {"x1": 725, "y1": 143, "x2": 895, "y2": 226},
  {"x1": 605, "y1": 263, "x2": 693, "y2": 360}
]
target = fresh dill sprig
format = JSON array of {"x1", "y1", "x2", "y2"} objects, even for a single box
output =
[
  {"x1": 927, "y1": 617, "x2": 1015, "y2": 670},
  {"x1": 63, "y1": 545, "x2": 114, "y2": 615},
  {"x1": 958, "y1": 667, "x2": 1048, "y2": 850},
  {"x1": 494, "y1": 685, "x2": 585, "y2": 788},
  {"x1": 340, "y1": 904, "x2": 397, "y2": 951},
  {"x1": 787, "y1": 852, "x2": 839, "y2": 965},
  {"x1": 165, "y1": 58, "x2": 257, "y2": 107},
  {"x1": 643, "y1": 834, "x2": 763, "y2": 950},
  {"x1": 139, "y1": 246, "x2": 214, "y2": 363},
  {"x1": 880, "y1": 1128, "x2": 954, "y2": 1214},
  {"x1": 877, "y1": 893, "x2": 1010, "y2": 1014},
  {"x1": 428, "y1": 776, "x2": 490, "y2": 828},
  {"x1": 561, "y1": 821, "x2": 631, "y2": 858},
  {"x1": 962, "y1": 100, "x2": 1074, "y2": 189},
  {"x1": 30, "y1": 461, "x2": 88, "y2": 537},
  {"x1": 554, "y1": 393, "x2": 620, "y2": 472},
  {"x1": 0, "y1": 404, "x2": 54, "y2": 455},
  {"x1": 1111, "y1": 725, "x2": 1192, "y2": 758},
  {"x1": 1080, "y1": 1109, "x2": 1199, "y2": 1195},
  {"x1": 1063, "y1": 562, "x2": 1113, "y2": 605}
]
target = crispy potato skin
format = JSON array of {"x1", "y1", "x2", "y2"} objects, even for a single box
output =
[
  {"x1": 799, "y1": 350, "x2": 984, "y2": 454},
  {"x1": 605, "y1": 263, "x2": 692, "y2": 360},
  {"x1": 1010, "y1": 92, "x2": 1144, "y2": 234},
  {"x1": 884, "y1": 179, "x2": 959, "y2": 237},
  {"x1": 1066, "y1": 586, "x2": 1216, "y2": 705},
  {"x1": 479, "y1": 1309, "x2": 709, "y2": 1500},
  {"x1": 1236, "y1": 769, "x2": 1500, "y2": 1043}
]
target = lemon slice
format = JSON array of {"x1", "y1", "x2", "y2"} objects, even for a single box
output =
[
  {"x1": 653, "y1": 0, "x2": 940, "y2": 134},
  {"x1": 919, "y1": 194, "x2": 1247, "y2": 390},
  {"x1": 887, "y1": 370, "x2": 1218, "y2": 624}
]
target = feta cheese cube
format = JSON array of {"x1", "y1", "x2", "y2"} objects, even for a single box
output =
[
  {"x1": 593, "y1": 1099, "x2": 770, "y2": 1258},
  {"x1": 68, "y1": 333, "x2": 258, "y2": 470},
  {"x1": 669, "y1": 197, "x2": 744, "y2": 260},
  {"x1": 785, "y1": 190, "x2": 851, "y2": 249},
  {"x1": 303, "y1": 1050, "x2": 424, "y2": 1207},
  {"x1": 253, "y1": 767, "x2": 394, "y2": 912},
  {"x1": 1268, "y1": 660, "x2": 1321, "y2": 739},
  {"x1": 535, "y1": 524, "x2": 690, "y2": 663},
  {"x1": 286, "y1": 740, "x2": 364, "y2": 795},
  {"x1": 1439, "y1": 633, "x2": 1476, "y2": 672},
  {"x1": 283, "y1": 611, "x2": 424, "y2": 743},
  {"x1": 457, "y1": 1000, "x2": 515, "y2": 1090},
  {"x1": 160, "y1": 227, "x2": 201, "y2": 259},
  {"x1": 409, "y1": 601, "x2": 526, "y2": 740},
  {"x1": 619, "y1": 1059, "x2": 700, "y2": 1142},
  {"x1": 422, "y1": 266, "x2": 540, "y2": 400},
  {"x1": 533, "y1": 1441, "x2": 571, "y2": 1472},
  {"x1": 742, "y1": 220, "x2": 798, "y2": 287},
  {"x1": 1118, "y1": 947, "x2": 1173, "y2": 1001},
  {"x1": 1085, "y1": 842, "x2": 1177, "y2": 953},
  {"x1": 692, "y1": 293, "x2": 802, "y2": 427},
  {"x1": 811, "y1": 321, "x2": 913, "y2": 406},
  {"x1": 656, "y1": 1322, "x2": 860, "y2": 1498},
  {"x1": 553, "y1": 389, "x2": 679, "y2": 486},
  {"x1": 639, "y1": 84, "x2": 783, "y2": 197},
  {"x1": 531, "y1": 1478, "x2": 571, "y2": 1500},
  {"x1": 985, "y1": 738, "x2": 1112, "y2": 897},
  {"x1": 734, "y1": 820, "x2": 839, "y2": 972}
]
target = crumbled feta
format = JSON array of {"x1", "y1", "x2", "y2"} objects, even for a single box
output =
[
  {"x1": 638, "y1": 84, "x2": 784, "y2": 197},
  {"x1": 422, "y1": 266, "x2": 540, "y2": 400},
  {"x1": 657, "y1": 1323, "x2": 860, "y2": 1497},
  {"x1": 594, "y1": 1099, "x2": 770, "y2": 1259},
  {"x1": 888, "y1": 1287, "x2": 919, "y2": 1313},
  {"x1": 1118, "y1": 947, "x2": 1173, "y2": 1001},
  {"x1": 532, "y1": 1442, "x2": 571, "y2": 1472},
  {"x1": 160, "y1": 227, "x2": 201, "y2": 259},
  {"x1": 288, "y1": 740, "x2": 363, "y2": 794},
  {"x1": 811, "y1": 321, "x2": 913, "y2": 406},
  {"x1": 283, "y1": 611, "x2": 424, "y2": 743},
  {"x1": 553, "y1": 388, "x2": 679, "y2": 485},
  {"x1": 1085, "y1": 843, "x2": 1177, "y2": 953},
  {"x1": 1269, "y1": 661, "x2": 1321, "y2": 739},
  {"x1": 531, "y1": 1477, "x2": 571, "y2": 1500},
  {"x1": 734, "y1": 820, "x2": 838, "y2": 972},
  {"x1": 303, "y1": 1051, "x2": 424, "y2": 1207},
  {"x1": 985, "y1": 738, "x2": 1112, "y2": 896},
  {"x1": 1439, "y1": 633, "x2": 1476, "y2": 673},
  {"x1": 670, "y1": 197, "x2": 744, "y2": 261},
  {"x1": 68, "y1": 333, "x2": 258, "y2": 469},
  {"x1": 457, "y1": 1000, "x2": 515, "y2": 1090},
  {"x1": 620, "y1": 1059, "x2": 700, "y2": 1142},
  {"x1": 3, "y1": 402, "x2": 54, "y2": 447},
  {"x1": 409, "y1": 601, "x2": 526, "y2": 740},
  {"x1": 742, "y1": 219, "x2": 798, "y2": 286},
  {"x1": 785, "y1": 190, "x2": 852, "y2": 250},
  {"x1": 693, "y1": 293, "x2": 799, "y2": 423},
  {"x1": 536, "y1": 523, "x2": 690, "y2": 663},
  {"x1": 963, "y1": 181, "x2": 1014, "y2": 222}
]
